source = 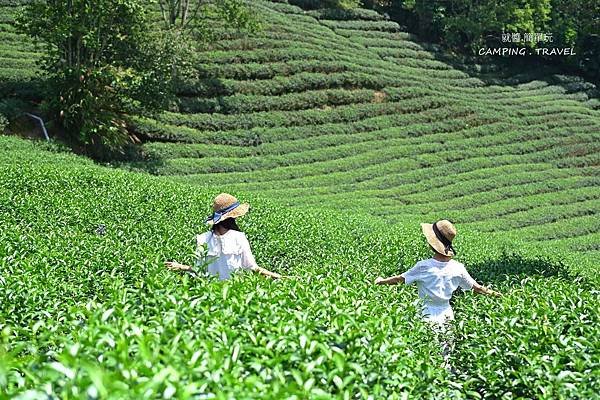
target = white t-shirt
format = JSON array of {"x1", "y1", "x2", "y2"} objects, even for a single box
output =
[
  {"x1": 401, "y1": 258, "x2": 477, "y2": 325},
  {"x1": 194, "y1": 230, "x2": 258, "y2": 280}
]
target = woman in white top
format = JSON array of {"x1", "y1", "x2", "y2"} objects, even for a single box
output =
[
  {"x1": 375, "y1": 220, "x2": 502, "y2": 371},
  {"x1": 375, "y1": 219, "x2": 501, "y2": 326},
  {"x1": 165, "y1": 193, "x2": 281, "y2": 280}
]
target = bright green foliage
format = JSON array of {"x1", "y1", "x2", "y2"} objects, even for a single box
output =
[
  {"x1": 1, "y1": 135, "x2": 599, "y2": 398},
  {"x1": 1, "y1": 1, "x2": 599, "y2": 398},
  {"x1": 90, "y1": 0, "x2": 600, "y2": 258},
  {"x1": 15, "y1": 0, "x2": 174, "y2": 154}
]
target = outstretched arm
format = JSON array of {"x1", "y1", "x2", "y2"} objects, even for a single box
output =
[
  {"x1": 165, "y1": 261, "x2": 193, "y2": 271},
  {"x1": 472, "y1": 282, "x2": 502, "y2": 297},
  {"x1": 240, "y1": 237, "x2": 281, "y2": 279},
  {"x1": 251, "y1": 265, "x2": 281, "y2": 279},
  {"x1": 375, "y1": 275, "x2": 405, "y2": 285}
]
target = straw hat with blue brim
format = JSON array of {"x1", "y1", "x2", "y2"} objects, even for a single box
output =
[
  {"x1": 421, "y1": 219, "x2": 457, "y2": 256},
  {"x1": 205, "y1": 193, "x2": 250, "y2": 225}
]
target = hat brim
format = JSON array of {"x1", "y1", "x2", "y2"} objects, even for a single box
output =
[
  {"x1": 421, "y1": 223, "x2": 455, "y2": 257},
  {"x1": 206, "y1": 203, "x2": 250, "y2": 225}
]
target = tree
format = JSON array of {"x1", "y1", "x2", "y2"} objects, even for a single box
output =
[
  {"x1": 17, "y1": 0, "x2": 173, "y2": 156},
  {"x1": 364, "y1": 0, "x2": 599, "y2": 81},
  {"x1": 159, "y1": 0, "x2": 202, "y2": 28},
  {"x1": 158, "y1": 0, "x2": 261, "y2": 33}
]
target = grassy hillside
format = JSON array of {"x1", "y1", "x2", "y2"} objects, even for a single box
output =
[
  {"x1": 1, "y1": 1, "x2": 600, "y2": 398},
  {"x1": 0, "y1": 0, "x2": 41, "y2": 102},
  {"x1": 1, "y1": 135, "x2": 599, "y2": 399},
  {"x1": 1, "y1": 1, "x2": 599, "y2": 255},
  {"x1": 120, "y1": 1, "x2": 598, "y2": 253}
]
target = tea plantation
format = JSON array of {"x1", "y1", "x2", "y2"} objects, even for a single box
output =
[
  {"x1": 1, "y1": 135, "x2": 599, "y2": 399},
  {"x1": 122, "y1": 1, "x2": 598, "y2": 255},
  {"x1": 0, "y1": 0, "x2": 41, "y2": 106},
  {"x1": 1, "y1": 0, "x2": 600, "y2": 398},
  {"x1": 1, "y1": 1, "x2": 599, "y2": 253}
]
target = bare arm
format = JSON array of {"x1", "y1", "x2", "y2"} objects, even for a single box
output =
[
  {"x1": 240, "y1": 236, "x2": 281, "y2": 279},
  {"x1": 165, "y1": 261, "x2": 193, "y2": 271},
  {"x1": 375, "y1": 275, "x2": 405, "y2": 285},
  {"x1": 251, "y1": 265, "x2": 282, "y2": 279},
  {"x1": 472, "y1": 282, "x2": 502, "y2": 297}
]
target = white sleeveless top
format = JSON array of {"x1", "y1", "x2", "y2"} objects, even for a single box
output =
[
  {"x1": 401, "y1": 258, "x2": 476, "y2": 325},
  {"x1": 194, "y1": 230, "x2": 258, "y2": 280}
]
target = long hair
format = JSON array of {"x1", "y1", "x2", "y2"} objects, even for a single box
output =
[{"x1": 211, "y1": 217, "x2": 241, "y2": 232}]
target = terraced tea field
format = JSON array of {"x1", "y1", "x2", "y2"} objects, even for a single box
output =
[
  {"x1": 0, "y1": 0, "x2": 41, "y2": 103},
  {"x1": 1, "y1": 1, "x2": 599, "y2": 397},
  {"x1": 121, "y1": 1, "x2": 599, "y2": 255},
  {"x1": 1, "y1": 135, "x2": 599, "y2": 398}
]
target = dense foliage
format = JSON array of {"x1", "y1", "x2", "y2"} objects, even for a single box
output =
[
  {"x1": 1, "y1": 2, "x2": 599, "y2": 398},
  {"x1": 98, "y1": 0, "x2": 599, "y2": 259},
  {"x1": 289, "y1": 0, "x2": 362, "y2": 10},
  {"x1": 11, "y1": 0, "x2": 258, "y2": 156},
  {"x1": 363, "y1": 0, "x2": 600, "y2": 81},
  {"x1": 14, "y1": 0, "x2": 173, "y2": 155},
  {"x1": 1, "y1": 135, "x2": 599, "y2": 399}
]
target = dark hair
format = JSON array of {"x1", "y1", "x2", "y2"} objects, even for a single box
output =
[{"x1": 211, "y1": 218, "x2": 241, "y2": 232}]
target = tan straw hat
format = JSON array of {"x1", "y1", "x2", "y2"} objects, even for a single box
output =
[
  {"x1": 205, "y1": 193, "x2": 249, "y2": 225},
  {"x1": 421, "y1": 219, "x2": 457, "y2": 256}
]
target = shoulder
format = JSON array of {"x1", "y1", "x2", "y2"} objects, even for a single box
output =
[
  {"x1": 404, "y1": 259, "x2": 430, "y2": 274},
  {"x1": 228, "y1": 230, "x2": 248, "y2": 241},
  {"x1": 233, "y1": 231, "x2": 251, "y2": 246},
  {"x1": 196, "y1": 231, "x2": 212, "y2": 245},
  {"x1": 415, "y1": 258, "x2": 434, "y2": 268},
  {"x1": 220, "y1": 230, "x2": 249, "y2": 247},
  {"x1": 449, "y1": 259, "x2": 467, "y2": 272}
]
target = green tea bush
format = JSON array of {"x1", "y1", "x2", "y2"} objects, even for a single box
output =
[
  {"x1": 196, "y1": 60, "x2": 349, "y2": 80},
  {"x1": 452, "y1": 277, "x2": 600, "y2": 399},
  {"x1": 0, "y1": 136, "x2": 448, "y2": 398},
  {"x1": 176, "y1": 71, "x2": 399, "y2": 97},
  {"x1": 320, "y1": 19, "x2": 400, "y2": 32},
  {"x1": 307, "y1": 8, "x2": 385, "y2": 21},
  {"x1": 133, "y1": 103, "x2": 471, "y2": 144},
  {"x1": 1, "y1": 136, "x2": 599, "y2": 399},
  {"x1": 137, "y1": 125, "x2": 599, "y2": 176},
  {"x1": 155, "y1": 97, "x2": 450, "y2": 132},
  {"x1": 2, "y1": 3, "x2": 599, "y2": 371},
  {"x1": 177, "y1": 88, "x2": 379, "y2": 114}
]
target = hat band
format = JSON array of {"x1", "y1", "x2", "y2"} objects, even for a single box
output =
[
  {"x1": 432, "y1": 222, "x2": 456, "y2": 255},
  {"x1": 207, "y1": 201, "x2": 240, "y2": 224}
]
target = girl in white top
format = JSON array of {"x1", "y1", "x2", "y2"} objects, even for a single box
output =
[
  {"x1": 375, "y1": 220, "x2": 501, "y2": 326},
  {"x1": 165, "y1": 193, "x2": 281, "y2": 280}
]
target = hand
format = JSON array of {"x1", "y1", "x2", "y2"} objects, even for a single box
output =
[
  {"x1": 484, "y1": 287, "x2": 502, "y2": 297},
  {"x1": 375, "y1": 276, "x2": 385, "y2": 285},
  {"x1": 164, "y1": 261, "x2": 190, "y2": 271}
]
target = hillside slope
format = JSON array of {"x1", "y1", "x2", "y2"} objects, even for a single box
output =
[
  {"x1": 1, "y1": 0, "x2": 599, "y2": 255},
  {"x1": 125, "y1": 1, "x2": 600, "y2": 253},
  {"x1": 1, "y1": 134, "x2": 599, "y2": 398},
  {"x1": 0, "y1": 0, "x2": 41, "y2": 102}
]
